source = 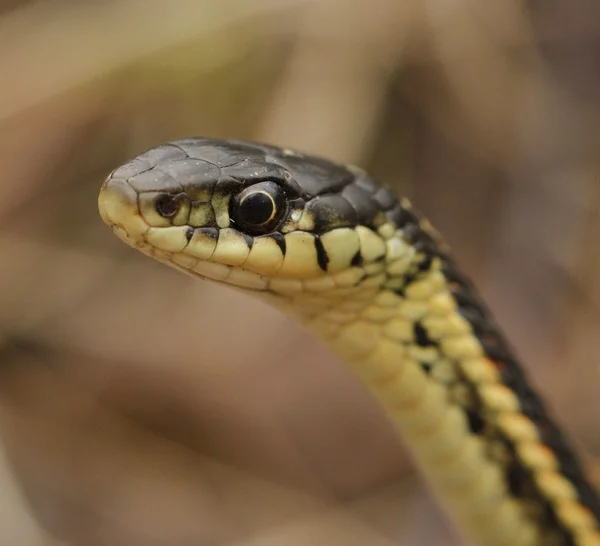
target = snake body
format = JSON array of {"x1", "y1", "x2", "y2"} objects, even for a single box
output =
[{"x1": 98, "y1": 138, "x2": 600, "y2": 546}]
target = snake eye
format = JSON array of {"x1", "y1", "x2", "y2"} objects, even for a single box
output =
[
  {"x1": 155, "y1": 193, "x2": 180, "y2": 218},
  {"x1": 231, "y1": 181, "x2": 287, "y2": 233}
]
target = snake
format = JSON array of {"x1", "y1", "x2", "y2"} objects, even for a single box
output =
[{"x1": 97, "y1": 137, "x2": 600, "y2": 546}]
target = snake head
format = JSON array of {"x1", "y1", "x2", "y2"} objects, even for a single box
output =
[{"x1": 98, "y1": 138, "x2": 421, "y2": 312}]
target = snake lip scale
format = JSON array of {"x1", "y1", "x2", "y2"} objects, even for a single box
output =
[{"x1": 98, "y1": 137, "x2": 600, "y2": 546}]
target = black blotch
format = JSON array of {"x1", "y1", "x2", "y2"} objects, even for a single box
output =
[
  {"x1": 506, "y1": 464, "x2": 529, "y2": 497},
  {"x1": 516, "y1": 387, "x2": 549, "y2": 424},
  {"x1": 466, "y1": 409, "x2": 485, "y2": 434},
  {"x1": 418, "y1": 255, "x2": 433, "y2": 271},
  {"x1": 537, "y1": 502, "x2": 563, "y2": 535},
  {"x1": 452, "y1": 291, "x2": 484, "y2": 311},
  {"x1": 393, "y1": 286, "x2": 406, "y2": 297},
  {"x1": 414, "y1": 323, "x2": 436, "y2": 347},
  {"x1": 241, "y1": 232, "x2": 254, "y2": 250},
  {"x1": 270, "y1": 232, "x2": 286, "y2": 254},
  {"x1": 403, "y1": 271, "x2": 419, "y2": 285},
  {"x1": 185, "y1": 227, "x2": 194, "y2": 242},
  {"x1": 441, "y1": 260, "x2": 475, "y2": 289},
  {"x1": 496, "y1": 359, "x2": 519, "y2": 386},
  {"x1": 197, "y1": 227, "x2": 219, "y2": 240},
  {"x1": 402, "y1": 222, "x2": 438, "y2": 258},
  {"x1": 392, "y1": 271, "x2": 419, "y2": 298},
  {"x1": 457, "y1": 306, "x2": 488, "y2": 330},
  {"x1": 314, "y1": 236, "x2": 329, "y2": 271},
  {"x1": 350, "y1": 250, "x2": 363, "y2": 267},
  {"x1": 421, "y1": 362, "x2": 432, "y2": 374},
  {"x1": 480, "y1": 342, "x2": 511, "y2": 363}
]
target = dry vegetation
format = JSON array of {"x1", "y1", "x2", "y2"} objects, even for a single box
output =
[{"x1": 0, "y1": 1, "x2": 599, "y2": 544}]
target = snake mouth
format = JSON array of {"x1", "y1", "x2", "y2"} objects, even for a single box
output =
[{"x1": 98, "y1": 174, "x2": 271, "y2": 290}]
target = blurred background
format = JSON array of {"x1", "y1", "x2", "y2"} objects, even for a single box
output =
[{"x1": 1, "y1": 0, "x2": 600, "y2": 544}]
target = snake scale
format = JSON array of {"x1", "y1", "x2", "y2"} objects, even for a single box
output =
[{"x1": 98, "y1": 137, "x2": 600, "y2": 546}]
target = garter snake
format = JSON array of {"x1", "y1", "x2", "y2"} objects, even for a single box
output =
[{"x1": 98, "y1": 137, "x2": 600, "y2": 546}]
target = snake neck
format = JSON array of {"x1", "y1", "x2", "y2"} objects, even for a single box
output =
[
  {"x1": 98, "y1": 137, "x2": 600, "y2": 546},
  {"x1": 285, "y1": 221, "x2": 600, "y2": 546}
]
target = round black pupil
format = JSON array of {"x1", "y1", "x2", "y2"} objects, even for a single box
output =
[
  {"x1": 155, "y1": 194, "x2": 179, "y2": 217},
  {"x1": 239, "y1": 192, "x2": 274, "y2": 225}
]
